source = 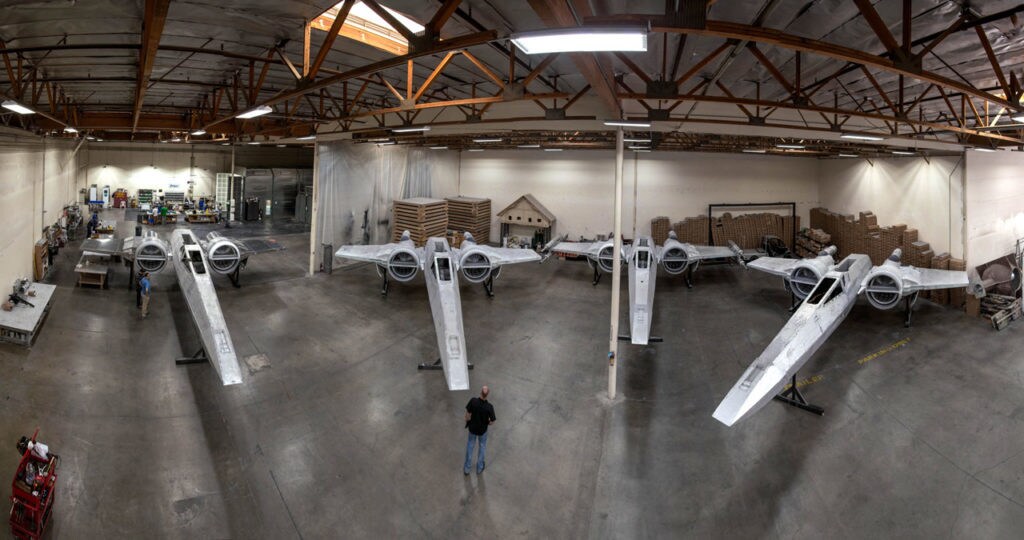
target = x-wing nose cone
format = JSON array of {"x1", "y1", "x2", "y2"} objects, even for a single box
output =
[{"x1": 712, "y1": 363, "x2": 787, "y2": 426}]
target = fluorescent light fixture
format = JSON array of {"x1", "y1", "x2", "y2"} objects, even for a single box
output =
[
  {"x1": 377, "y1": 141, "x2": 396, "y2": 146},
  {"x1": 517, "y1": 144, "x2": 541, "y2": 148},
  {"x1": 623, "y1": 138, "x2": 651, "y2": 143},
  {"x1": 191, "y1": 129, "x2": 206, "y2": 136},
  {"x1": 277, "y1": 144, "x2": 287, "y2": 148},
  {"x1": 170, "y1": 137, "x2": 181, "y2": 142},
  {"x1": 367, "y1": 137, "x2": 391, "y2": 142},
  {"x1": 296, "y1": 134, "x2": 316, "y2": 141},
  {"x1": 1012, "y1": 114, "x2": 1024, "y2": 122},
  {"x1": 392, "y1": 126, "x2": 430, "y2": 133},
  {"x1": 742, "y1": 149, "x2": 767, "y2": 154},
  {"x1": 837, "y1": 153, "x2": 858, "y2": 158},
  {"x1": 891, "y1": 150, "x2": 916, "y2": 156},
  {"x1": 237, "y1": 105, "x2": 272, "y2": 119},
  {"x1": 160, "y1": 139, "x2": 169, "y2": 143},
  {"x1": 627, "y1": 145, "x2": 649, "y2": 150},
  {"x1": 974, "y1": 147, "x2": 997, "y2": 152},
  {"x1": 543, "y1": 148, "x2": 563, "y2": 152},
  {"x1": 247, "y1": 141, "x2": 261, "y2": 145},
  {"x1": 221, "y1": 142, "x2": 231, "y2": 146},
  {"x1": 86, "y1": 136, "x2": 96, "y2": 141},
  {"x1": 63, "y1": 127, "x2": 78, "y2": 134},
  {"x1": 776, "y1": 143, "x2": 805, "y2": 149},
  {"x1": 429, "y1": 146, "x2": 448, "y2": 150},
  {"x1": 633, "y1": 149, "x2": 651, "y2": 153},
  {"x1": 511, "y1": 27, "x2": 647, "y2": 54},
  {"x1": 95, "y1": 138, "x2": 103, "y2": 142},
  {"x1": 467, "y1": 148, "x2": 484, "y2": 152},
  {"x1": 1, "y1": 100, "x2": 34, "y2": 115},
  {"x1": 472, "y1": 138, "x2": 502, "y2": 143},
  {"x1": 841, "y1": 133, "x2": 884, "y2": 141},
  {"x1": 604, "y1": 119, "x2": 651, "y2": 128}
]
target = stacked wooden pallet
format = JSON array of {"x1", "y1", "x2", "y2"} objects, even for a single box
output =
[
  {"x1": 392, "y1": 197, "x2": 448, "y2": 246},
  {"x1": 651, "y1": 216, "x2": 671, "y2": 245},
  {"x1": 446, "y1": 196, "x2": 491, "y2": 242},
  {"x1": 795, "y1": 228, "x2": 831, "y2": 258}
]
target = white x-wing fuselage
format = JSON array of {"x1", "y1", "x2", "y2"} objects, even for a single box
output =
[
  {"x1": 714, "y1": 248, "x2": 968, "y2": 426},
  {"x1": 335, "y1": 231, "x2": 540, "y2": 391},
  {"x1": 550, "y1": 231, "x2": 741, "y2": 345}
]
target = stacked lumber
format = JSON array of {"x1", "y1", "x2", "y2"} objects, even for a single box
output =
[
  {"x1": 446, "y1": 196, "x2": 491, "y2": 242},
  {"x1": 392, "y1": 197, "x2": 448, "y2": 246},
  {"x1": 795, "y1": 228, "x2": 831, "y2": 258},
  {"x1": 651, "y1": 216, "x2": 671, "y2": 245}
]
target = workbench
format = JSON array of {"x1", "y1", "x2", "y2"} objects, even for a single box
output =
[
  {"x1": 74, "y1": 256, "x2": 110, "y2": 289},
  {"x1": 0, "y1": 283, "x2": 56, "y2": 347},
  {"x1": 185, "y1": 212, "x2": 219, "y2": 224},
  {"x1": 137, "y1": 213, "x2": 178, "y2": 225}
]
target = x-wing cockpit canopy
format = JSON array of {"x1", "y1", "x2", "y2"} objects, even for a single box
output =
[{"x1": 805, "y1": 276, "x2": 843, "y2": 305}]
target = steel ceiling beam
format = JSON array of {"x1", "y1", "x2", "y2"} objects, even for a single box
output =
[{"x1": 132, "y1": 0, "x2": 171, "y2": 133}]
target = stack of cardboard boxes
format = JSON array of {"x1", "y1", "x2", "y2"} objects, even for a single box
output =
[
  {"x1": 651, "y1": 216, "x2": 671, "y2": 245},
  {"x1": 664, "y1": 213, "x2": 798, "y2": 250}
]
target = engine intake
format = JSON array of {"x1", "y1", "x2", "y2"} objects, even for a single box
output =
[
  {"x1": 596, "y1": 243, "x2": 618, "y2": 273},
  {"x1": 206, "y1": 239, "x2": 242, "y2": 274},
  {"x1": 864, "y1": 270, "x2": 903, "y2": 310},
  {"x1": 387, "y1": 248, "x2": 420, "y2": 282},
  {"x1": 788, "y1": 265, "x2": 824, "y2": 299},
  {"x1": 660, "y1": 246, "x2": 689, "y2": 275},
  {"x1": 459, "y1": 249, "x2": 492, "y2": 283},
  {"x1": 135, "y1": 237, "x2": 169, "y2": 273}
]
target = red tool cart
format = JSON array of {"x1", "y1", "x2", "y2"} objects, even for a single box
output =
[{"x1": 9, "y1": 430, "x2": 58, "y2": 540}]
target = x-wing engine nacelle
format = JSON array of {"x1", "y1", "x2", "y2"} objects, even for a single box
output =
[
  {"x1": 786, "y1": 246, "x2": 838, "y2": 299},
  {"x1": 863, "y1": 269, "x2": 904, "y2": 310},
  {"x1": 660, "y1": 242, "x2": 690, "y2": 275},
  {"x1": 459, "y1": 249, "x2": 492, "y2": 283},
  {"x1": 135, "y1": 237, "x2": 169, "y2": 273},
  {"x1": 206, "y1": 238, "x2": 242, "y2": 274},
  {"x1": 387, "y1": 248, "x2": 420, "y2": 282},
  {"x1": 595, "y1": 242, "x2": 618, "y2": 273}
]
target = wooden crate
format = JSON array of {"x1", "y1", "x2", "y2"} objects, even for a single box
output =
[
  {"x1": 446, "y1": 196, "x2": 491, "y2": 242},
  {"x1": 393, "y1": 197, "x2": 448, "y2": 246}
]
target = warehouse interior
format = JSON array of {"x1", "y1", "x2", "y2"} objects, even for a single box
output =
[{"x1": 1, "y1": 0, "x2": 1024, "y2": 537}]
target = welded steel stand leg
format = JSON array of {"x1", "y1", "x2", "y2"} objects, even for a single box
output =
[
  {"x1": 175, "y1": 347, "x2": 209, "y2": 366},
  {"x1": 685, "y1": 266, "x2": 694, "y2": 289},
  {"x1": 482, "y1": 276, "x2": 494, "y2": 298},
  {"x1": 592, "y1": 267, "x2": 602, "y2": 286},
  {"x1": 418, "y1": 358, "x2": 473, "y2": 370},
  {"x1": 773, "y1": 374, "x2": 824, "y2": 416},
  {"x1": 789, "y1": 291, "x2": 802, "y2": 312},
  {"x1": 904, "y1": 295, "x2": 913, "y2": 328},
  {"x1": 229, "y1": 268, "x2": 241, "y2": 288},
  {"x1": 380, "y1": 273, "x2": 389, "y2": 296}
]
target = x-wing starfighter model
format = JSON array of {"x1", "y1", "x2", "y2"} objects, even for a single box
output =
[
  {"x1": 334, "y1": 231, "x2": 540, "y2": 391},
  {"x1": 84, "y1": 229, "x2": 278, "y2": 386},
  {"x1": 713, "y1": 247, "x2": 968, "y2": 427},
  {"x1": 547, "y1": 231, "x2": 742, "y2": 345}
]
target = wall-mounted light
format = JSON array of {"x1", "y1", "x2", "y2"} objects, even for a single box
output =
[
  {"x1": 237, "y1": 105, "x2": 273, "y2": 119},
  {"x1": 511, "y1": 27, "x2": 647, "y2": 54}
]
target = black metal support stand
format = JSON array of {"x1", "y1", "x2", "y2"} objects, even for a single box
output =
[
  {"x1": 773, "y1": 374, "x2": 824, "y2": 416},
  {"x1": 417, "y1": 358, "x2": 474, "y2": 370},
  {"x1": 482, "y1": 275, "x2": 494, "y2": 297},
  {"x1": 788, "y1": 290, "x2": 802, "y2": 312},
  {"x1": 592, "y1": 267, "x2": 602, "y2": 286},
  {"x1": 175, "y1": 347, "x2": 209, "y2": 366},
  {"x1": 685, "y1": 266, "x2": 694, "y2": 289},
  {"x1": 903, "y1": 294, "x2": 914, "y2": 328},
  {"x1": 618, "y1": 335, "x2": 663, "y2": 343},
  {"x1": 228, "y1": 268, "x2": 241, "y2": 288},
  {"x1": 380, "y1": 272, "x2": 389, "y2": 296}
]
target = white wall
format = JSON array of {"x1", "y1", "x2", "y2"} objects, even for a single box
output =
[
  {"x1": 964, "y1": 150, "x2": 1024, "y2": 267},
  {"x1": 457, "y1": 149, "x2": 820, "y2": 242},
  {"x1": 818, "y1": 155, "x2": 965, "y2": 259},
  {"x1": 0, "y1": 137, "x2": 79, "y2": 286},
  {"x1": 80, "y1": 143, "x2": 314, "y2": 199}
]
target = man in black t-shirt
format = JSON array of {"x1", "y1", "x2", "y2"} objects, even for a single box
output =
[{"x1": 464, "y1": 385, "x2": 496, "y2": 475}]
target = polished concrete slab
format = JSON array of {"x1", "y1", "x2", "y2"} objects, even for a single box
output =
[{"x1": 2, "y1": 215, "x2": 1023, "y2": 538}]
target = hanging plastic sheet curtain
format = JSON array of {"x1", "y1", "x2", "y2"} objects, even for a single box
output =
[{"x1": 315, "y1": 142, "x2": 459, "y2": 269}]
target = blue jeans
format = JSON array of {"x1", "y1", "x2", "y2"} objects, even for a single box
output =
[{"x1": 464, "y1": 432, "x2": 488, "y2": 473}]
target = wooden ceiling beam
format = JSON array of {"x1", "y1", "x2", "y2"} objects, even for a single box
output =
[{"x1": 132, "y1": 0, "x2": 171, "y2": 133}]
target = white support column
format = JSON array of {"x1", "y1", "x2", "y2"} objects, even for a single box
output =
[
  {"x1": 308, "y1": 142, "x2": 321, "y2": 276},
  {"x1": 229, "y1": 145, "x2": 236, "y2": 222},
  {"x1": 608, "y1": 128, "x2": 624, "y2": 400}
]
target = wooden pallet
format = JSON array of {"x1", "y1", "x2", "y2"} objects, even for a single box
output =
[
  {"x1": 393, "y1": 198, "x2": 448, "y2": 245},
  {"x1": 446, "y1": 196, "x2": 491, "y2": 241}
]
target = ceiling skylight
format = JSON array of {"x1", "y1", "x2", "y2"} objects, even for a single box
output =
[{"x1": 313, "y1": 1, "x2": 424, "y2": 56}]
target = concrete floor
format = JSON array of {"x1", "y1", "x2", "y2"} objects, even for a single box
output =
[{"x1": 2, "y1": 212, "x2": 1024, "y2": 539}]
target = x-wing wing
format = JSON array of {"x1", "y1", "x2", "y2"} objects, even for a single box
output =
[
  {"x1": 547, "y1": 231, "x2": 742, "y2": 345},
  {"x1": 713, "y1": 248, "x2": 968, "y2": 427},
  {"x1": 335, "y1": 231, "x2": 540, "y2": 391}
]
